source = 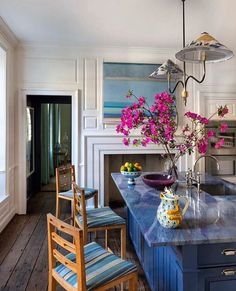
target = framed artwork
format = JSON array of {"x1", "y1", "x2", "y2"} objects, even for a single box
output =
[
  {"x1": 103, "y1": 62, "x2": 170, "y2": 121},
  {"x1": 26, "y1": 106, "x2": 35, "y2": 177}
]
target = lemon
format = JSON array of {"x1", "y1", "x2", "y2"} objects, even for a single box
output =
[
  {"x1": 124, "y1": 162, "x2": 129, "y2": 168},
  {"x1": 120, "y1": 165, "x2": 126, "y2": 171}
]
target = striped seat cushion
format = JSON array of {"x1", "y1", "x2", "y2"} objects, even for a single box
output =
[
  {"x1": 76, "y1": 207, "x2": 125, "y2": 227},
  {"x1": 55, "y1": 242, "x2": 136, "y2": 290},
  {"x1": 59, "y1": 188, "x2": 97, "y2": 199}
]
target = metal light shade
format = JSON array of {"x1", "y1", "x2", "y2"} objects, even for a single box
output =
[
  {"x1": 149, "y1": 59, "x2": 183, "y2": 80},
  {"x1": 175, "y1": 32, "x2": 234, "y2": 63}
]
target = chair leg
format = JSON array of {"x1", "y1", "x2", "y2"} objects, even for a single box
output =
[
  {"x1": 70, "y1": 199, "x2": 74, "y2": 225},
  {"x1": 48, "y1": 273, "x2": 56, "y2": 291},
  {"x1": 56, "y1": 196, "x2": 60, "y2": 218},
  {"x1": 129, "y1": 273, "x2": 138, "y2": 291},
  {"x1": 83, "y1": 230, "x2": 88, "y2": 245},
  {"x1": 94, "y1": 192, "x2": 98, "y2": 239},
  {"x1": 105, "y1": 229, "x2": 108, "y2": 249},
  {"x1": 121, "y1": 226, "x2": 126, "y2": 259},
  {"x1": 94, "y1": 192, "x2": 98, "y2": 208}
]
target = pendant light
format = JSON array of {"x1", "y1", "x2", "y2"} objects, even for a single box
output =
[{"x1": 149, "y1": 0, "x2": 234, "y2": 105}]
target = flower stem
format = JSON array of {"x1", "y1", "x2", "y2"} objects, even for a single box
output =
[{"x1": 163, "y1": 144, "x2": 178, "y2": 179}]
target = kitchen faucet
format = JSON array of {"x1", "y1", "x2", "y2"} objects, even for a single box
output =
[
  {"x1": 186, "y1": 155, "x2": 220, "y2": 198},
  {"x1": 193, "y1": 154, "x2": 220, "y2": 174}
]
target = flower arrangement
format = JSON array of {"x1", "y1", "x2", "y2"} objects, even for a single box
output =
[{"x1": 116, "y1": 90, "x2": 228, "y2": 177}]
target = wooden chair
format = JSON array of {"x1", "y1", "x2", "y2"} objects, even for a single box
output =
[
  {"x1": 73, "y1": 183, "x2": 127, "y2": 259},
  {"x1": 55, "y1": 165, "x2": 98, "y2": 222},
  {"x1": 47, "y1": 213, "x2": 137, "y2": 291}
]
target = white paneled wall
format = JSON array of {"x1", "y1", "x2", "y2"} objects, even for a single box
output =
[
  {"x1": 22, "y1": 57, "x2": 77, "y2": 84},
  {"x1": 16, "y1": 44, "x2": 220, "y2": 209},
  {"x1": 17, "y1": 45, "x2": 190, "y2": 210},
  {"x1": 0, "y1": 19, "x2": 17, "y2": 232},
  {"x1": 200, "y1": 91, "x2": 236, "y2": 120}
]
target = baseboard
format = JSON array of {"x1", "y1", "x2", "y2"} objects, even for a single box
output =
[{"x1": 0, "y1": 207, "x2": 16, "y2": 233}]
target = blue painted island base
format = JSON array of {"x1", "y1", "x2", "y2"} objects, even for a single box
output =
[
  {"x1": 111, "y1": 173, "x2": 236, "y2": 291},
  {"x1": 128, "y1": 209, "x2": 236, "y2": 291}
]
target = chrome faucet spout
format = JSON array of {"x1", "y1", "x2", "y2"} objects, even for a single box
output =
[{"x1": 193, "y1": 154, "x2": 220, "y2": 174}]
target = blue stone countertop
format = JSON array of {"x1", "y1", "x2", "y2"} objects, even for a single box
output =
[{"x1": 111, "y1": 173, "x2": 236, "y2": 247}]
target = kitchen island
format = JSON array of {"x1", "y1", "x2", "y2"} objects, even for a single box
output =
[{"x1": 112, "y1": 173, "x2": 236, "y2": 291}]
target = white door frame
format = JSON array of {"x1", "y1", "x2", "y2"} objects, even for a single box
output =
[{"x1": 17, "y1": 88, "x2": 80, "y2": 214}]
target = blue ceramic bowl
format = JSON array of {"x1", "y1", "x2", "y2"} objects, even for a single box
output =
[
  {"x1": 121, "y1": 171, "x2": 142, "y2": 184},
  {"x1": 142, "y1": 173, "x2": 176, "y2": 190}
]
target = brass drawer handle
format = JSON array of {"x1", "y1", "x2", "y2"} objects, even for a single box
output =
[
  {"x1": 222, "y1": 269, "x2": 236, "y2": 276},
  {"x1": 221, "y1": 249, "x2": 236, "y2": 256}
]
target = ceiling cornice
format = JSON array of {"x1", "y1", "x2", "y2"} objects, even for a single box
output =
[
  {"x1": 17, "y1": 42, "x2": 180, "y2": 56},
  {"x1": 0, "y1": 17, "x2": 18, "y2": 47}
]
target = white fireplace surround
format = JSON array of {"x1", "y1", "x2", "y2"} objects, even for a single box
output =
[{"x1": 84, "y1": 135, "x2": 191, "y2": 206}]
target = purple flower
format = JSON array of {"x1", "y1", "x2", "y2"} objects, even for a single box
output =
[
  {"x1": 133, "y1": 139, "x2": 139, "y2": 146},
  {"x1": 197, "y1": 138, "x2": 208, "y2": 154},
  {"x1": 123, "y1": 138, "x2": 130, "y2": 146},
  {"x1": 207, "y1": 130, "x2": 215, "y2": 138},
  {"x1": 116, "y1": 90, "x2": 228, "y2": 162},
  {"x1": 220, "y1": 122, "x2": 228, "y2": 133},
  {"x1": 138, "y1": 96, "x2": 145, "y2": 106},
  {"x1": 215, "y1": 138, "x2": 225, "y2": 149},
  {"x1": 185, "y1": 111, "x2": 198, "y2": 119},
  {"x1": 218, "y1": 105, "x2": 229, "y2": 117}
]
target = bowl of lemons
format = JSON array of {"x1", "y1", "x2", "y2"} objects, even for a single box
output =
[{"x1": 120, "y1": 162, "x2": 142, "y2": 185}]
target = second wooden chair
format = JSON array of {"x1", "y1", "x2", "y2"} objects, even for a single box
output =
[{"x1": 73, "y1": 183, "x2": 127, "y2": 259}]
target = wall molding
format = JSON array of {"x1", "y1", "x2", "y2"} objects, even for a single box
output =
[
  {"x1": 0, "y1": 195, "x2": 16, "y2": 233},
  {"x1": 17, "y1": 43, "x2": 179, "y2": 58},
  {"x1": 0, "y1": 17, "x2": 18, "y2": 47},
  {"x1": 17, "y1": 87, "x2": 80, "y2": 214}
]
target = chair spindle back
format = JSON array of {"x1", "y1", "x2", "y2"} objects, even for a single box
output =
[
  {"x1": 47, "y1": 213, "x2": 86, "y2": 290},
  {"x1": 73, "y1": 183, "x2": 87, "y2": 229},
  {"x1": 56, "y1": 164, "x2": 76, "y2": 193}
]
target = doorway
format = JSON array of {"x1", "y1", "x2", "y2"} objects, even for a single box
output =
[{"x1": 26, "y1": 95, "x2": 72, "y2": 199}]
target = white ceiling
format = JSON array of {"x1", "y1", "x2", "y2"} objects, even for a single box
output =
[{"x1": 0, "y1": 0, "x2": 235, "y2": 48}]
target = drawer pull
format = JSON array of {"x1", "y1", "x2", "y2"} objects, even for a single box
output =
[
  {"x1": 221, "y1": 249, "x2": 236, "y2": 256},
  {"x1": 222, "y1": 269, "x2": 236, "y2": 276}
]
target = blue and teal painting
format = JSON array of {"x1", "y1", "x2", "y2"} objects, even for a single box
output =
[{"x1": 103, "y1": 62, "x2": 171, "y2": 119}]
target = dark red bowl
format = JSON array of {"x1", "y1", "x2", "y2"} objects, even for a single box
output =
[{"x1": 142, "y1": 173, "x2": 176, "y2": 190}]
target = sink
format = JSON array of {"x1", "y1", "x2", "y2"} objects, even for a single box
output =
[{"x1": 195, "y1": 183, "x2": 236, "y2": 196}]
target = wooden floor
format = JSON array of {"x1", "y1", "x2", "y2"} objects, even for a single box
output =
[{"x1": 0, "y1": 187, "x2": 151, "y2": 291}]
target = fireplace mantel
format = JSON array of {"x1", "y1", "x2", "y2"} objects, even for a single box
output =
[{"x1": 83, "y1": 135, "x2": 192, "y2": 206}]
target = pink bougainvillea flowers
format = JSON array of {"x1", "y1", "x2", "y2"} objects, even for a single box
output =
[
  {"x1": 220, "y1": 122, "x2": 228, "y2": 133},
  {"x1": 218, "y1": 105, "x2": 229, "y2": 118},
  {"x1": 116, "y1": 91, "x2": 229, "y2": 171},
  {"x1": 215, "y1": 138, "x2": 225, "y2": 149}
]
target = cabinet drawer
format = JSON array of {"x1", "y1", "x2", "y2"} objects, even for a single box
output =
[
  {"x1": 199, "y1": 265, "x2": 236, "y2": 291},
  {"x1": 198, "y1": 243, "x2": 236, "y2": 267}
]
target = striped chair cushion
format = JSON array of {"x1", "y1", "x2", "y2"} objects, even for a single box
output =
[
  {"x1": 76, "y1": 207, "x2": 125, "y2": 228},
  {"x1": 59, "y1": 188, "x2": 97, "y2": 199},
  {"x1": 55, "y1": 242, "x2": 136, "y2": 290}
]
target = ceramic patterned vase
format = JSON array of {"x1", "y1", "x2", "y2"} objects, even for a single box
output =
[
  {"x1": 121, "y1": 171, "x2": 142, "y2": 185},
  {"x1": 156, "y1": 187, "x2": 189, "y2": 228}
]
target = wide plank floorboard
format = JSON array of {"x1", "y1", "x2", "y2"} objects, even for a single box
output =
[
  {"x1": 0, "y1": 215, "x2": 30, "y2": 264},
  {"x1": 0, "y1": 188, "x2": 151, "y2": 291},
  {"x1": 0, "y1": 215, "x2": 41, "y2": 289}
]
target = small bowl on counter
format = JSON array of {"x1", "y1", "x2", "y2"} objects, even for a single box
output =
[
  {"x1": 142, "y1": 173, "x2": 176, "y2": 190},
  {"x1": 121, "y1": 171, "x2": 142, "y2": 185}
]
